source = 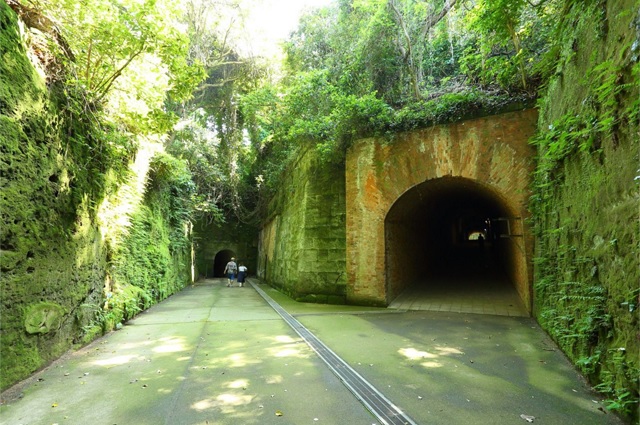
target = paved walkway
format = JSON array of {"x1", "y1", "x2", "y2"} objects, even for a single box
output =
[
  {"x1": 388, "y1": 276, "x2": 528, "y2": 317},
  {"x1": 0, "y1": 279, "x2": 624, "y2": 425}
]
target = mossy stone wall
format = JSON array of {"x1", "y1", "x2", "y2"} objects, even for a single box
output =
[
  {"x1": 258, "y1": 147, "x2": 347, "y2": 303},
  {"x1": 0, "y1": 4, "x2": 106, "y2": 388},
  {"x1": 193, "y1": 219, "x2": 258, "y2": 279},
  {"x1": 532, "y1": 0, "x2": 639, "y2": 419},
  {"x1": 0, "y1": 5, "x2": 191, "y2": 391}
]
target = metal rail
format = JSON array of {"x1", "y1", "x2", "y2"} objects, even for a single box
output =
[{"x1": 250, "y1": 281, "x2": 417, "y2": 425}]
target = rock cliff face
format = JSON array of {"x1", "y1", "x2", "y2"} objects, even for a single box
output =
[
  {"x1": 0, "y1": 4, "x2": 191, "y2": 391},
  {"x1": 530, "y1": 0, "x2": 639, "y2": 419},
  {"x1": 1, "y1": 3, "x2": 105, "y2": 389}
]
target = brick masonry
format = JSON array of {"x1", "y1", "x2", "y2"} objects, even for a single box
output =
[
  {"x1": 346, "y1": 109, "x2": 538, "y2": 309},
  {"x1": 259, "y1": 109, "x2": 538, "y2": 309}
]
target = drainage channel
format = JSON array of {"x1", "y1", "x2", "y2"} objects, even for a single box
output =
[{"x1": 250, "y1": 281, "x2": 418, "y2": 425}]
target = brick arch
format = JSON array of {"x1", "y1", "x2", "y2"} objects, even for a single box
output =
[
  {"x1": 384, "y1": 176, "x2": 523, "y2": 303},
  {"x1": 345, "y1": 109, "x2": 537, "y2": 312}
]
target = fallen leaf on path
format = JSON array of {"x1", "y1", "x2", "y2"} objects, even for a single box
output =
[
  {"x1": 275, "y1": 410, "x2": 283, "y2": 416},
  {"x1": 51, "y1": 402, "x2": 58, "y2": 407},
  {"x1": 520, "y1": 414, "x2": 535, "y2": 422}
]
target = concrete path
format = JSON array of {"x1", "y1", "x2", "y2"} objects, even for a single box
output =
[{"x1": 0, "y1": 279, "x2": 624, "y2": 425}]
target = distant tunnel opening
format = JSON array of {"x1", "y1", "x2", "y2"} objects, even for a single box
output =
[
  {"x1": 213, "y1": 250, "x2": 236, "y2": 277},
  {"x1": 385, "y1": 176, "x2": 525, "y2": 307}
]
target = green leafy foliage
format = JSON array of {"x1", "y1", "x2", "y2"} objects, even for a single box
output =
[
  {"x1": 37, "y1": 0, "x2": 205, "y2": 133},
  {"x1": 242, "y1": 0, "x2": 553, "y2": 190},
  {"x1": 106, "y1": 153, "x2": 194, "y2": 331},
  {"x1": 145, "y1": 153, "x2": 196, "y2": 252}
]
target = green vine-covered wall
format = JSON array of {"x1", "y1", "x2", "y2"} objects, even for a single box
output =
[
  {"x1": 0, "y1": 4, "x2": 192, "y2": 390},
  {"x1": 258, "y1": 145, "x2": 347, "y2": 303},
  {"x1": 530, "y1": 0, "x2": 639, "y2": 419}
]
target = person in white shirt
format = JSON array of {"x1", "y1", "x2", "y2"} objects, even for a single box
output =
[{"x1": 237, "y1": 263, "x2": 248, "y2": 287}]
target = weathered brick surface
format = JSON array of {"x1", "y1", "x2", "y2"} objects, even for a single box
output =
[
  {"x1": 259, "y1": 110, "x2": 537, "y2": 308},
  {"x1": 346, "y1": 109, "x2": 538, "y2": 308}
]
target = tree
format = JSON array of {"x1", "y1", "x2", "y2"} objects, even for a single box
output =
[
  {"x1": 387, "y1": 0, "x2": 458, "y2": 99},
  {"x1": 169, "y1": 0, "x2": 271, "y2": 224},
  {"x1": 463, "y1": 0, "x2": 559, "y2": 91},
  {"x1": 35, "y1": 0, "x2": 205, "y2": 132}
]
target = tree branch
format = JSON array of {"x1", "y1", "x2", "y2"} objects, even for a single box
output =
[
  {"x1": 94, "y1": 42, "x2": 146, "y2": 102},
  {"x1": 420, "y1": 0, "x2": 458, "y2": 40},
  {"x1": 6, "y1": 0, "x2": 76, "y2": 61},
  {"x1": 388, "y1": 0, "x2": 412, "y2": 62}
]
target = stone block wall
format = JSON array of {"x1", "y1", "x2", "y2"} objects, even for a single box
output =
[
  {"x1": 259, "y1": 111, "x2": 538, "y2": 308},
  {"x1": 258, "y1": 147, "x2": 347, "y2": 302},
  {"x1": 193, "y1": 219, "x2": 258, "y2": 279}
]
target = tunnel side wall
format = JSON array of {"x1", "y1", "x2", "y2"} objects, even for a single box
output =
[
  {"x1": 384, "y1": 221, "x2": 424, "y2": 301},
  {"x1": 193, "y1": 219, "x2": 258, "y2": 279},
  {"x1": 257, "y1": 147, "x2": 347, "y2": 303},
  {"x1": 530, "y1": 0, "x2": 639, "y2": 416},
  {"x1": 346, "y1": 109, "x2": 538, "y2": 308}
]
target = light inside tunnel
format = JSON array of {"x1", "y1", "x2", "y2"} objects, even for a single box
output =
[
  {"x1": 385, "y1": 176, "x2": 525, "y2": 304},
  {"x1": 467, "y1": 230, "x2": 487, "y2": 240}
]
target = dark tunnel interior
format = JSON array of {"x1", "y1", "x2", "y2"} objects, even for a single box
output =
[
  {"x1": 212, "y1": 249, "x2": 236, "y2": 277},
  {"x1": 385, "y1": 176, "x2": 520, "y2": 302}
]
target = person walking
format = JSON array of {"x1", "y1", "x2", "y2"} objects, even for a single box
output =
[
  {"x1": 224, "y1": 257, "x2": 237, "y2": 287},
  {"x1": 237, "y1": 263, "x2": 248, "y2": 287}
]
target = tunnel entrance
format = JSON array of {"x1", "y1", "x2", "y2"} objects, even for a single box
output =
[
  {"x1": 213, "y1": 250, "x2": 236, "y2": 277},
  {"x1": 385, "y1": 176, "x2": 527, "y2": 316}
]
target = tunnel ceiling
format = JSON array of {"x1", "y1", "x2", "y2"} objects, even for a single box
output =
[{"x1": 386, "y1": 176, "x2": 509, "y2": 223}]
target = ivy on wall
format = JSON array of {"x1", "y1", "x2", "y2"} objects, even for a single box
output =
[
  {"x1": 529, "y1": 0, "x2": 639, "y2": 419},
  {"x1": 0, "y1": 4, "x2": 194, "y2": 390}
]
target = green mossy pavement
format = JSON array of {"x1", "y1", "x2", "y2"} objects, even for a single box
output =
[{"x1": 0, "y1": 279, "x2": 626, "y2": 425}]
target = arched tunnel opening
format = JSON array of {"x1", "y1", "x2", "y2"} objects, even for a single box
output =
[
  {"x1": 213, "y1": 249, "x2": 236, "y2": 277},
  {"x1": 385, "y1": 176, "x2": 527, "y2": 314}
]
